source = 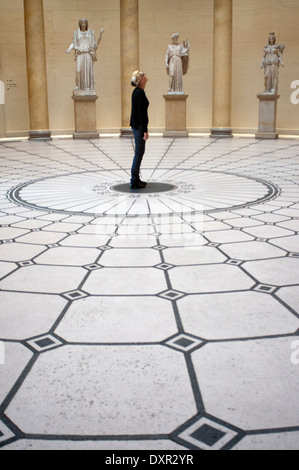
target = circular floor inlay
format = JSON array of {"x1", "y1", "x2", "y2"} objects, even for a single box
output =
[
  {"x1": 111, "y1": 182, "x2": 178, "y2": 194},
  {"x1": 8, "y1": 169, "x2": 279, "y2": 217}
]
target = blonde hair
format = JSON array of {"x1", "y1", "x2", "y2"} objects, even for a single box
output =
[{"x1": 131, "y1": 70, "x2": 143, "y2": 87}]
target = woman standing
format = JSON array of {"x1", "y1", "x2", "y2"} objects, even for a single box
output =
[{"x1": 130, "y1": 70, "x2": 149, "y2": 189}]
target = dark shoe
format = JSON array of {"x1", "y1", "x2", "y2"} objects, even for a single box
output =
[
  {"x1": 138, "y1": 179, "x2": 147, "y2": 186},
  {"x1": 130, "y1": 180, "x2": 146, "y2": 189}
]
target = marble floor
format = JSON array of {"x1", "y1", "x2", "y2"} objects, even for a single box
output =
[{"x1": 0, "y1": 135, "x2": 299, "y2": 450}]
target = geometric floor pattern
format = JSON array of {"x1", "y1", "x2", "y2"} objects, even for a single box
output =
[{"x1": 0, "y1": 136, "x2": 299, "y2": 450}]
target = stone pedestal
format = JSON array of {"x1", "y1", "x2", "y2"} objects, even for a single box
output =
[
  {"x1": 72, "y1": 94, "x2": 99, "y2": 139},
  {"x1": 163, "y1": 94, "x2": 188, "y2": 138},
  {"x1": 120, "y1": 128, "x2": 133, "y2": 138},
  {"x1": 256, "y1": 93, "x2": 280, "y2": 139}
]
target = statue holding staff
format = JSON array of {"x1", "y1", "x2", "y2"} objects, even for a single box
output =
[
  {"x1": 260, "y1": 32, "x2": 285, "y2": 94},
  {"x1": 66, "y1": 18, "x2": 104, "y2": 95},
  {"x1": 165, "y1": 33, "x2": 190, "y2": 94}
]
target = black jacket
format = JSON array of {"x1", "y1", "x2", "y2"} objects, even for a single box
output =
[{"x1": 130, "y1": 87, "x2": 149, "y2": 133}]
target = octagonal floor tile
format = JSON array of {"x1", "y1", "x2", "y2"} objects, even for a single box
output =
[
  {"x1": 169, "y1": 265, "x2": 254, "y2": 294},
  {"x1": 0, "y1": 243, "x2": 46, "y2": 262},
  {"x1": 192, "y1": 337, "x2": 299, "y2": 430},
  {"x1": 163, "y1": 246, "x2": 227, "y2": 266},
  {"x1": 220, "y1": 241, "x2": 286, "y2": 261},
  {"x1": 0, "y1": 342, "x2": 33, "y2": 405},
  {"x1": 233, "y1": 431, "x2": 299, "y2": 450},
  {"x1": 83, "y1": 267, "x2": 167, "y2": 296},
  {"x1": 203, "y1": 230, "x2": 254, "y2": 244},
  {"x1": 60, "y1": 234, "x2": 110, "y2": 248},
  {"x1": 0, "y1": 227, "x2": 30, "y2": 240},
  {"x1": 44, "y1": 223, "x2": 83, "y2": 233},
  {"x1": 16, "y1": 231, "x2": 67, "y2": 246},
  {"x1": 0, "y1": 265, "x2": 87, "y2": 294},
  {"x1": 0, "y1": 292, "x2": 67, "y2": 340},
  {"x1": 0, "y1": 262, "x2": 17, "y2": 280},
  {"x1": 109, "y1": 235, "x2": 158, "y2": 248},
  {"x1": 35, "y1": 247, "x2": 100, "y2": 266},
  {"x1": 271, "y1": 235, "x2": 299, "y2": 253},
  {"x1": 100, "y1": 248, "x2": 161, "y2": 267},
  {"x1": 159, "y1": 233, "x2": 206, "y2": 248},
  {"x1": 278, "y1": 219, "x2": 299, "y2": 232},
  {"x1": 6, "y1": 345, "x2": 197, "y2": 436},
  {"x1": 243, "y1": 257, "x2": 299, "y2": 286},
  {"x1": 243, "y1": 225, "x2": 293, "y2": 239},
  {"x1": 276, "y1": 286, "x2": 299, "y2": 315},
  {"x1": 56, "y1": 296, "x2": 177, "y2": 343},
  {"x1": 178, "y1": 291, "x2": 299, "y2": 340}
]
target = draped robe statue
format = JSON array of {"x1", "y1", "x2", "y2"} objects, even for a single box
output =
[
  {"x1": 165, "y1": 34, "x2": 190, "y2": 94},
  {"x1": 66, "y1": 18, "x2": 104, "y2": 96},
  {"x1": 260, "y1": 33, "x2": 285, "y2": 94}
]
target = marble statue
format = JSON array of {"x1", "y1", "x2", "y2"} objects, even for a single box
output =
[
  {"x1": 260, "y1": 33, "x2": 285, "y2": 94},
  {"x1": 165, "y1": 34, "x2": 190, "y2": 94},
  {"x1": 66, "y1": 18, "x2": 104, "y2": 96}
]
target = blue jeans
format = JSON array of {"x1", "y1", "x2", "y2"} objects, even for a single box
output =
[{"x1": 131, "y1": 126, "x2": 146, "y2": 183}]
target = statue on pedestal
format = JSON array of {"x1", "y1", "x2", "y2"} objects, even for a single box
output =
[
  {"x1": 66, "y1": 18, "x2": 104, "y2": 96},
  {"x1": 165, "y1": 34, "x2": 190, "y2": 94},
  {"x1": 260, "y1": 33, "x2": 285, "y2": 94}
]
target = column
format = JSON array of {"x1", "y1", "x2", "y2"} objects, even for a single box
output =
[
  {"x1": 210, "y1": 0, "x2": 233, "y2": 138},
  {"x1": 24, "y1": 0, "x2": 51, "y2": 140},
  {"x1": 120, "y1": 0, "x2": 139, "y2": 137}
]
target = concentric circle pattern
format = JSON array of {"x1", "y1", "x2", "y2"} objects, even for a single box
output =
[
  {"x1": 2, "y1": 136, "x2": 299, "y2": 451},
  {"x1": 9, "y1": 169, "x2": 278, "y2": 217}
]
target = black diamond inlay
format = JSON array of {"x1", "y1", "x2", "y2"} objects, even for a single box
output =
[
  {"x1": 70, "y1": 292, "x2": 82, "y2": 298},
  {"x1": 35, "y1": 337, "x2": 55, "y2": 349},
  {"x1": 63, "y1": 290, "x2": 87, "y2": 300},
  {"x1": 153, "y1": 245, "x2": 167, "y2": 251},
  {"x1": 190, "y1": 424, "x2": 226, "y2": 447},
  {"x1": 167, "y1": 293, "x2": 177, "y2": 298},
  {"x1": 174, "y1": 338, "x2": 195, "y2": 349}
]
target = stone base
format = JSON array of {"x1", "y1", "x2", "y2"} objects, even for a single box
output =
[
  {"x1": 210, "y1": 128, "x2": 233, "y2": 139},
  {"x1": 28, "y1": 130, "x2": 52, "y2": 141},
  {"x1": 72, "y1": 94, "x2": 99, "y2": 139},
  {"x1": 163, "y1": 94, "x2": 188, "y2": 138},
  {"x1": 73, "y1": 132, "x2": 100, "y2": 140},
  {"x1": 255, "y1": 132, "x2": 278, "y2": 140},
  {"x1": 255, "y1": 93, "x2": 280, "y2": 140},
  {"x1": 163, "y1": 130, "x2": 188, "y2": 138},
  {"x1": 120, "y1": 128, "x2": 134, "y2": 138},
  {"x1": 73, "y1": 88, "x2": 97, "y2": 97}
]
